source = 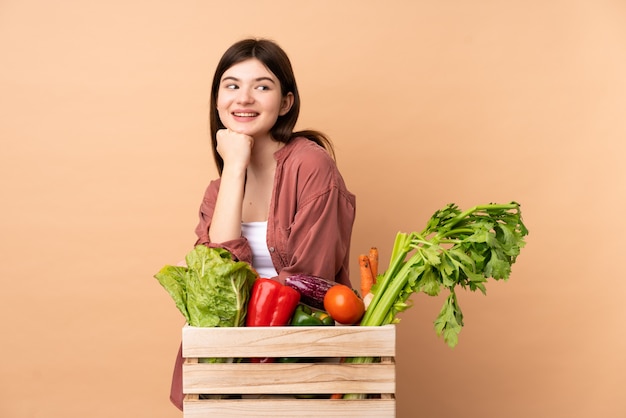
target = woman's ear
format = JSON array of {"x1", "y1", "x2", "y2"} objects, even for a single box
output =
[{"x1": 279, "y1": 92, "x2": 295, "y2": 116}]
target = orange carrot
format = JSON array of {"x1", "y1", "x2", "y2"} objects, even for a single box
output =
[
  {"x1": 368, "y1": 247, "x2": 379, "y2": 282},
  {"x1": 359, "y1": 254, "x2": 375, "y2": 297}
]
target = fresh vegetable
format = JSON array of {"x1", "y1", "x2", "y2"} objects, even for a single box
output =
[
  {"x1": 323, "y1": 284, "x2": 365, "y2": 325},
  {"x1": 361, "y1": 247, "x2": 379, "y2": 309},
  {"x1": 291, "y1": 304, "x2": 335, "y2": 326},
  {"x1": 246, "y1": 278, "x2": 301, "y2": 327},
  {"x1": 154, "y1": 245, "x2": 257, "y2": 328},
  {"x1": 359, "y1": 254, "x2": 375, "y2": 298},
  {"x1": 342, "y1": 201, "x2": 528, "y2": 399},
  {"x1": 246, "y1": 278, "x2": 300, "y2": 364},
  {"x1": 360, "y1": 202, "x2": 527, "y2": 347},
  {"x1": 154, "y1": 245, "x2": 257, "y2": 364},
  {"x1": 284, "y1": 274, "x2": 335, "y2": 310},
  {"x1": 368, "y1": 247, "x2": 379, "y2": 280},
  {"x1": 277, "y1": 305, "x2": 333, "y2": 365}
]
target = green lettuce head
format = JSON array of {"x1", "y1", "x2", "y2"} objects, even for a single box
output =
[{"x1": 154, "y1": 245, "x2": 257, "y2": 327}]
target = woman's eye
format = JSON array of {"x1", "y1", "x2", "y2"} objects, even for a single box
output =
[
  {"x1": 224, "y1": 84, "x2": 238, "y2": 89},
  {"x1": 256, "y1": 85, "x2": 269, "y2": 91}
]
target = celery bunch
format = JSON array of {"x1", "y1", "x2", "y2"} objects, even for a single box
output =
[{"x1": 362, "y1": 201, "x2": 528, "y2": 348}]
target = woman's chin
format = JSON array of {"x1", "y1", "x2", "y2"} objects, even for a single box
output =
[{"x1": 223, "y1": 124, "x2": 254, "y2": 136}]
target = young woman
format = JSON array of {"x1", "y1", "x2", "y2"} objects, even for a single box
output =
[{"x1": 169, "y1": 38, "x2": 356, "y2": 410}]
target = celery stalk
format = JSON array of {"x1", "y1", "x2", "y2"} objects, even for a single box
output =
[{"x1": 342, "y1": 202, "x2": 528, "y2": 399}]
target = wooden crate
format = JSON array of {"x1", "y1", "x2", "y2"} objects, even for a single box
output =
[{"x1": 182, "y1": 324, "x2": 396, "y2": 417}]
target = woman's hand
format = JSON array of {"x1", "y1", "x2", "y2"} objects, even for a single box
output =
[
  {"x1": 208, "y1": 129, "x2": 250, "y2": 243},
  {"x1": 216, "y1": 128, "x2": 254, "y2": 173}
]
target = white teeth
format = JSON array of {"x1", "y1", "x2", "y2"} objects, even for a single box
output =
[{"x1": 233, "y1": 112, "x2": 257, "y2": 117}]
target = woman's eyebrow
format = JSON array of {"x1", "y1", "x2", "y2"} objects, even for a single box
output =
[
  {"x1": 254, "y1": 77, "x2": 276, "y2": 84},
  {"x1": 221, "y1": 76, "x2": 276, "y2": 84}
]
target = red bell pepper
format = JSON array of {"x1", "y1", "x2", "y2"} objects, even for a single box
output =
[
  {"x1": 246, "y1": 278, "x2": 301, "y2": 363},
  {"x1": 246, "y1": 278, "x2": 301, "y2": 327}
]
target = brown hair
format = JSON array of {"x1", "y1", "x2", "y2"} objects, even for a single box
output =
[{"x1": 209, "y1": 38, "x2": 334, "y2": 174}]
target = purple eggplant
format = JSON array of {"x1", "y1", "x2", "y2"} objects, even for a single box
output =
[{"x1": 284, "y1": 274, "x2": 335, "y2": 310}]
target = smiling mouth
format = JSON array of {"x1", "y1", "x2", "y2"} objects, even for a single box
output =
[{"x1": 233, "y1": 112, "x2": 258, "y2": 117}]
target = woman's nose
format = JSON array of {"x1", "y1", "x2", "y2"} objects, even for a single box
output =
[{"x1": 236, "y1": 88, "x2": 254, "y2": 104}]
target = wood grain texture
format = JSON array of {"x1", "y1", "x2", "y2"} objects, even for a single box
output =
[
  {"x1": 183, "y1": 398, "x2": 396, "y2": 417},
  {"x1": 181, "y1": 325, "x2": 396, "y2": 417},
  {"x1": 182, "y1": 324, "x2": 396, "y2": 358},
  {"x1": 183, "y1": 362, "x2": 395, "y2": 394}
]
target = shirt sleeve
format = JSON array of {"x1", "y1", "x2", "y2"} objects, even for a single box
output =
[
  {"x1": 194, "y1": 179, "x2": 253, "y2": 264},
  {"x1": 274, "y1": 183, "x2": 356, "y2": 287},
  {"x1": 269, "y1": 140, "x2": 356, "y2": 287}
]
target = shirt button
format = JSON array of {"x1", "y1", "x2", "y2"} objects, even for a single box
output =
[{"x1": 269, "y1": 247, "x2": 275, "y2": 252}]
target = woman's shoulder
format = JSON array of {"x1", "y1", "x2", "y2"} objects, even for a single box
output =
[
  {"x1": 280, "y1": 136, "x2": 337, "y2": 169},
  {"x1": 279, "y1": 137, "x2": 354, "y2": 198}
]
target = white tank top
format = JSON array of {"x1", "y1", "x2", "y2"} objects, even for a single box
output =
[{"x1": 240, "y1": 221, "x2": 278, "y2": 278}]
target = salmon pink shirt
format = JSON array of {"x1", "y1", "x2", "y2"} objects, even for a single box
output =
[{"x1": 194, "y1": 136, "x2": 356, "y2": 286}]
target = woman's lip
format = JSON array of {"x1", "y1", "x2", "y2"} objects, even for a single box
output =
[{"x1": 232, "y1": 111, "x2": 259, "y2": 117}]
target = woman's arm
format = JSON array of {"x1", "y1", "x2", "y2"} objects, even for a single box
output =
[
  {"x1": 269, "y1": 140, "x2": 356, "y2": 286},
  {"x1": 208, "y1": 165, "x2": 246, "y2": 243},
  {"x1": 207, "y1": 129, "x2": 252, "y2": 243},
  {"x1": 274, "y1": 184, "x2": 356, "y2": 287},
  {"x1": 194, "y1": 180, "x2": 253, "y2": 264},
  {"x1": 194, "y1": 129, "x2": 255, "y2": 263}
]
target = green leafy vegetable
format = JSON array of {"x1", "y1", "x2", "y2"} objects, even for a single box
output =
[
  {"x1": 154, "y1": 245, "x2": 257, "y2": 328},
  {"x1": 361, "y1": 201, "x2": 528, "y2": 347},
  {"x1": 343, "y1": 202, "x2": 527, "y2": 399}
]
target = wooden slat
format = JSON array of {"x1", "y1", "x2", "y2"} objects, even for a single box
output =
[
  {"x1": 182, "y1": 325, "x2": 395, "y2": 358},
  {"x1": 183, "y1": 397, "x2": 396, "y2": 418},
  {"x1": 183, "y1": 362, "x2": 395, "y2": 394},
  {"x1": 181, "y1": 325, "x2": 397, "y2": 417}
]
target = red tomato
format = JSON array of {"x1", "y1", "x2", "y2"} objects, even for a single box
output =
[{"x1": 323, "y1": 284, "x2": 365, "y2": 325}]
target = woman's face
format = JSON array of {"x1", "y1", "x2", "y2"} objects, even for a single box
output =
[{"x1": 216, "y1": 58, "x2": 293, "y2": 140}]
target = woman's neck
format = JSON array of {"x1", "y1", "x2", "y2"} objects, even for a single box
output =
[
  {"x1": 248, "y1": 136, "x2": 284, "y2": 173},
  {"x1": 241, "y1": 137, "x2": 282, "y2": 222}
]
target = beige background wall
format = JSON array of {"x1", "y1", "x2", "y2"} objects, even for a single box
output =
[{"x1": 1, "y1": 1, "x2": 625, "y2": 417}]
